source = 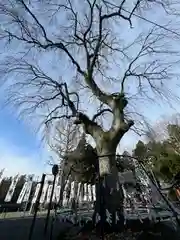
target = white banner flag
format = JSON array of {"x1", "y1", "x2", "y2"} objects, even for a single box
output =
[
  {"x1": 52, "y1": 175, "x2": 60, "y2": 203},
  {"x1": 83, "y1": 183, "x2": 88, "y2": 201},
  {"x1": 4, "y1": 174, "x2": 19, "y2": 202},
  {"x1": 17, "y1": 182, "x2": 28, "y2": 204},
  {"x1": 46, "y1": 185, "x2": 53, "y2": 203},
  {"x1": 92, "y1": 185, "x2": 96, "y2": 201},
  {"x1": 76, "y1": 182, "x2": 81, "y2": 200},
  {"x1": 32, "y1": 183, "x2": 40, "y2": 203},
  {"x1": 53, "y1": 185, "x2": 61, "y2": 203},
  {"x1": 23, "y1": 180, "x2": 33, "y2": 202},
  {"x1": 62, "y1": 180, "x2": 69, "y2": 207},
  {"x1": 0, "y1": 169, "x2": 5, "y2": 187},
  {"x1": 69, "y1": 181, "x2": 75, "y2": 201},
  {"x1": 88, "y1": 184, "x2": 92, "y2": 202},
  {"x1": 78, "y1": 183, "x2": 84, "y2": 204},
  {"x1": 55, "y1": 175, "x2": 59, "y2": 186},
  {"x1": 40, "y1": 182, "x2": 49, "y2": 204}
]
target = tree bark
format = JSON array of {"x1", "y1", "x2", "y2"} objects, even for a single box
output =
[
  {"x1": 74, "y1": 98, "x2": 133, "y2": 226},
  {"x1": 94, "y1": 140, "x2": 124, "y2": 226}
]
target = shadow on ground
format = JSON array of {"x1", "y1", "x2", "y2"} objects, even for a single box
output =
[{"x1": 0, "y1": 216, "x2": 69, "y2": 240}]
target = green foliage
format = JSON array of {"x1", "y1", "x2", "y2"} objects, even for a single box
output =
[
  {"x1": 63, "y1": 134, "x2": 98, "y2": 184},
  {"x1": 133, "y1": 124, "x2": 180, "y2": 181},
  {"x1": 167, "y1": 124, "x2": 180, "y2": 154},
  {"x1": 133, "y1": 141, "x2": 147, "y2": 160},
  {"x1": 62, "y1": 136, "x2": 133, "y2": 183}
]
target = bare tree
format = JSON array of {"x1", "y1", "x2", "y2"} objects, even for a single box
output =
[
  {"x1": 146, "y1": 113, "x2": 180, "y2": 153},
  {"x1": 0, "y1": 0, "x2": 179, "y2": 217},
  {"x1": 48, "y1": 118, "x2": 82, "y2": 204},
  {"x1": 48, "y1": 119, "x2": 80, "y2": 160}
]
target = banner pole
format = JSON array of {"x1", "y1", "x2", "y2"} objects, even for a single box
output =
[{"x1": 28, "y1": 173, "x2": 46, "y2": 240}]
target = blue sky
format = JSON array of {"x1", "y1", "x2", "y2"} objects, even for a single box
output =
[
  {"x1": 0, "y1": 98, "x2": 179, "y2": 178},
  {"x1": 0, "y1": 1, "x2": 180, "y2": 178},
  {"x1": 0, "y1": 103, "x2": 51, "y2": 177}
]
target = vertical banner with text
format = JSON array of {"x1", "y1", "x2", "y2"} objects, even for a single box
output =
[
  {"x1": 17, "y1": 182, "x2": 28, "y2": 204},
  {"x1": 23, "y1": 179, "x2": 33, "y2": 202},
  {"x1": 0, "y1": 169, "x2": 5, "y2": 187},
  {"x1": 4, "y1": 174, "x2": 19, "y2": 202},
  {"x1": 32, "y1": 183, "x2": 41, "y2": 203}
]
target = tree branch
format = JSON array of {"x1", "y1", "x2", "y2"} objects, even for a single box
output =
[
  {"x1": 0, "y1": 2, "x2": 85, "y2": 76},
  {"x1": 84, "y1": 73, "x2": 112, "y2": 106},
  {"x1": 101, "y1": 0, "x2": 142, "y2": 27},
  {"x1": 19, "y1": 0, "x2": 50, "y2": 42},
  {"x1": 74, "y1": 112, "x2": 103, "y2": 138},
  {"x1": 0, "y1": 0, "x2": 178, "y2": 154},
  {"x1": 84, "y1": 0, "x2": 96, "y2": 38},
  {"x1": 92, "y1": 108, "x2": 112, "y2": 122},
  {"x1": 45, "y1": 114, "x2": 73, "y2": 126},
  {"x1": 83, "y1": 1, "x2": 143, "y2": 106},
  {"x1": 43, "y1": 42, "x2": 85, "y2": 75}
]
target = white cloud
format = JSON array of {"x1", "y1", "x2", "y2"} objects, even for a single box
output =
[{"x1": 0, "y1": 137, "x2": 50, "y2": 177}]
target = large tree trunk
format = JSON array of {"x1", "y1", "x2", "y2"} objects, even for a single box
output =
[
  {"x1": 74, "y1": 107, "x2": 132, "y2": 227},
  {"x1": 94, "y1": 141, "x2": 124, "y2": 226}
]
